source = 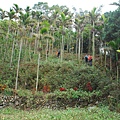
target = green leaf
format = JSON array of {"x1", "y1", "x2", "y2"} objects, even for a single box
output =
[
  {"x1": 61, "y1": 12, "x2": 66, "y2": 21},
  {"x1": 116, "y1": 50, "x2": 120, "y2": 52}
]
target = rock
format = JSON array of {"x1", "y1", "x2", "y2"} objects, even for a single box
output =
[{"x1": 15, "y1": 100, "x2": 19, "y2": 106}]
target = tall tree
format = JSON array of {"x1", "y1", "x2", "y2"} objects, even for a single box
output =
[
  {"x1": 104, "y1": 9, "x2": 120, "y2": 42},
  {"x1": 110, "y1": 0, "x2": 120, "y2": 7},
  {"x1": 74, "y1": 16, "x2": 85, "y2": 61},
  {"x1": 108, "y1": 38, "x2": 120, "y2": 87},
  {"x1": 6, "y1": 8, "x2": 16, "y2": 38},
  {"x1": 32, "y1": 2, "x2": 49, "y2": 16},
  {"x1": 89, "y1": 6, "x2": 102, "y2": 66},
  {"x1": 12, "y1": 3, "x2": 22, "y2": 19},
  {"x1": 15, "y1": 9, "x2": 31, "y2": 91},
  {"x1": 59, "y1": 9, "x2": 73, "y2": 62},
  {"x1": 0, "y1": 8, "x2": 7, "y2": 20}
]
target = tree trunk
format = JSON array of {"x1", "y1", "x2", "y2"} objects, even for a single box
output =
[
  {"x1": 76, "y1": 39, "x2": 78, "y2": 58},
  {"x1": 110, "y1": 54, "x2": 112, "y2": 71},
  {"x1": 10, "y1": 38, "x2": 15, "y2": 67},
  {"x1": 88, "y1": 29, "x2": 91, "y2": 53},
  {"x1": 34, "y1": 38, "x2": 37, "y2": 54},
  {"x1": 15, "y1": 38, "x2": 23, "y2": 91},
  {"x1": 6, "y1": 20, "x2": 11, "y2": 39},
  {"x1": 46, "y1": 39, "x2": 48, "y2": 61},
  {"x1": 36, "y1": 52, "x2": 40, "y2": 92},
  {"x1": 92, "y1": 21, "x2": 95, "y2": 66},
  {"x1": 61, "y1": 35, "x2": 64, "y2": 62},
  {"x1": 52, "y1": 32, "x2": 54, "y2": 55},
  {"x1": 78, "y1": 32, "x2": 81, "y2": 63},
  {"x1": 24, "y1": 40, "x2": 28, "y2": 62},
  {"x1": 29, "y1": 43, "x2": 32, "y2": 61},
  {"x1": 81, "y1": 31, "x2": 84, "y2": 61},
  {"x1": 104, "y1": 49, "x2": 106, "y2": 68}
]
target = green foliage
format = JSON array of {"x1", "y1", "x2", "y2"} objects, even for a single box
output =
[
  {"x1": 40, "y1": 21, "x2": 50, "y2": 34},
  {"x1": 108, "y1": 38, "x2": 120, "y2": 51},
  {"x1": 17, "y1": 89, "x2": 44, "y2": 97},
  {"x1": 0, "y1": 107, "x2": 120, "y2": 120},
  {"x1": 19, "y1": 12, "x2": 30, "y2": 25},
  {"x1": 0, "y1": 1, "x2": 120, "y2": 114},
  {"x1": 0, "y1": 60, "x2": 110, "y2": 94},
  {"x1": 104, "y1": 9, "x2": 120, "y2": 42},
  {"x1": 7, "y1": 8, "x2": 16, "y2": 20},
  {"x1": 0, "y1": 62, "x2": 16, "y2": 87},
  {"x1": 61, "y1": 12, "x2": 66, "y2": 21},
  {"x1": 42, "y1": 20, "x2": 50, "y2": 28},
  {"x1": 40, "y1": 27, "x2": 48, "y2": 34},
  {"x1": 52, "y1": 89, "x2": 102, "y2": 100},
  {"x1": 0, "y1": 20, "x2": 9, "y2": 37}
]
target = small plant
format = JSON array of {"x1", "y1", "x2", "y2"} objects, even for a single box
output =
[
  {"x1": 86, "y1": 82, "x2": 93, "y2": 91},
  {"x1": 73, "y1": 87, "x2": 78, "y2": 91},
  {"x1": 1, "y1": 106, "x2": 120, "y2": 120}
]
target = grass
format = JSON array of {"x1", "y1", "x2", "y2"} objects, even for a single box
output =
[{"x1": 0, "y1": 106, "x2": 120, "y2": 120}]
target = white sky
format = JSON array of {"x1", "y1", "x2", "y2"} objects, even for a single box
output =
[{"x1": 0, "y1": 0, "x2": 119, "y2": 13}]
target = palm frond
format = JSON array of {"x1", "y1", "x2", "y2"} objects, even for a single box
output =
[
  {"x1": 43, "y1": 34, "x2": 54, "y2": 41},
  {"x1": 110, "y1": 2, "x2": 120, "y2": 7},
  {"x1": 61, "y1": 12, "x2": 66, "y2": 21}
]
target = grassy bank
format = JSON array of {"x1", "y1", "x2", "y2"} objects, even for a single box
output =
[{"x1": 0, "y1": 106, "x2": 120, "y2": 120}]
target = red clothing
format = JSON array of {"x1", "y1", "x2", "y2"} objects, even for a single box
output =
[{"x1": 88, "y1": 55, "x2": 92, "y2": 61}]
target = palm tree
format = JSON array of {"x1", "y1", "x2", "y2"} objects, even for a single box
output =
[
  {"x1": 32, "y1": 2, "x2": 49, "y2": 16},
  {"x1": 108, "y1": 38, "x2": 120, "y2": 81},
  {"x1": 36, "y1": 47, "x2": 42, "y2": 92},
  {"x1": 0, "y1": 8, "x2": 7, "y2": 20},
  {"x1": 40, "y1": 20, "x2": 50, "y2": 61},
  {"x1": 74, "y1": 15, "x2": 85, "y2": 62},
  {"x1": 89, "y1": 6, "x2": 102, "y2": 66},
  {"x1": 15, "y1": 34, "x2": 23, "y2": 91},
  {"x1": 100, "y1": 14, "x2": 109, "y2": 67},
  {"x1": 24, "y1": 6, "x2": 31, "y2": 15},
  {"x1": 6, "y1": 8, "x2": 16, "y2": 20},
  {"x1": 35, "y1": 20, "x2": 52, "y2": 91},
  {"x1": 59, "y1": 10, "x2": 73, "y2": 62},
  {"x1": 15, "y1": 10, "x2": 31, "y2": 91},
  {"x1": 6, "y1": 8, "x2": 16, "y2": 38},
  {"x1": 49, "y1": 5, "x2": 61, "y2": 55},
  {"x1": 110, "y1": 0, "x2": 120, "y2": 7},
  {"x1": 19, "y1": 11, "x2": 30, "y2": 26},
  {"x1": 9, "y1": 4, "x2": 22, "y2": 67},
  {"x1": 108, "y1": 39, "x2": 120, "y2": 104},
  {"x1": 12, "y1": 3, "x2": 22, "y2": 19},
  {"x1": 2, "y1": 9, "x2": 16, "y2": 64}
]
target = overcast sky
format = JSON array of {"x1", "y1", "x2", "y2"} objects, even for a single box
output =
[{"x1": 0, "y1": 0, "x2": 118, "y2": 13}]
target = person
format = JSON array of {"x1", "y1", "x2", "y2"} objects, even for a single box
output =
[
  {"x1": 84, "y1": 54, "x2": 88, "y2": 63},
  {"x1": 56, "y1": 50, "x2": 60, "y2": 57},
  {"x1": 88, "y1": 55, "x2": 92, "y2": 66}
]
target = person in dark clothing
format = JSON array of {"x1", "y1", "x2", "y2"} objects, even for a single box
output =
[
  {"x1": 57, "y1": 50, "x2": 60, "y2": 57},
  {"x1": 84, "y1": 54, "x2": 88, "y2": 63}
]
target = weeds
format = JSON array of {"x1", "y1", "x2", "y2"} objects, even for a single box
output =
[{"x1": 0, "y1": 107, "x2": 120, "y2": 120}]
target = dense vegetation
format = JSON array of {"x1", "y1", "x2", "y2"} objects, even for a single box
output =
[
  {"x1": 0, "y1": 1, "x2": 120, "y2": 118},
  {"x1": 1, "y1": 107, "x2": 120, "y2": 120}
]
